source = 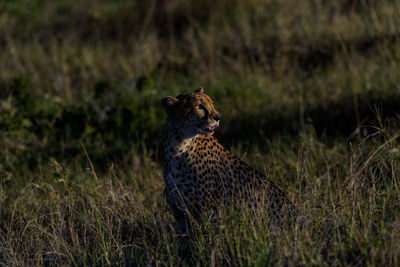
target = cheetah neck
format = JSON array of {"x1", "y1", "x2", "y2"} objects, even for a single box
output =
[{"x1": 163, "y1": 121, "x2": 198, "y2": 167}]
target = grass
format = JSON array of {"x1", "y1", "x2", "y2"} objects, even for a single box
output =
[
  {"x1": 1, "y1": 0, "x2": 400, "y2": 265},
  {"x1": 1, "y1": 128, "x2": 399, "y2": 265}
]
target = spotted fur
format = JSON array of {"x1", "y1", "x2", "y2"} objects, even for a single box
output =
[{"x1": 162, "y1": 87, "x2": 294, "y2": 234}]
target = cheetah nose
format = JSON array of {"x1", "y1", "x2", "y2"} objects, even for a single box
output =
[{"x1": 214, "y1": 114, "x2": 222, "y2": 121}]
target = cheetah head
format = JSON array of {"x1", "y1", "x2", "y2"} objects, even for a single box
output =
[{"x1": 162, "y1": 87, "x2": 221, "y2": 138}]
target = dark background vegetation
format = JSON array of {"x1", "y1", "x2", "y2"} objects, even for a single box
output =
[{"x1": 1, "y1": 0, "x2": 400, "y2": 265}]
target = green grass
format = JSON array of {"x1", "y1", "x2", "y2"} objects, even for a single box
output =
[
  {"x1": 1, "y1": 0, "x2": 400, "y2": 265},
  {"x1": 1, "y1": 128, "x2": 399, "y2": 265}
]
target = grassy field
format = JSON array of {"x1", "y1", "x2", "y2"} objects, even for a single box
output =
[{"x1": 1, "y1": 0, "x2": 400, "y2": 265}]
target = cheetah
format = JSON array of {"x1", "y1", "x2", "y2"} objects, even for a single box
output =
[{"x1": 162, "y1": 87, "x2": 294, "y2": 234}]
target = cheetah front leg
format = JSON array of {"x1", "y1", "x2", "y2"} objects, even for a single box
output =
[{"x1": 164, "y1": 173, "x2": 197, "y2": 235}]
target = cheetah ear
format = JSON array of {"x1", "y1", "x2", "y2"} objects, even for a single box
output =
[
  {"x1": 161, "y1": 96, "x2": 179, "y2": 112},
  {"x1": 194, "y1": 86, "x2": 204, "y2": 94}
]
